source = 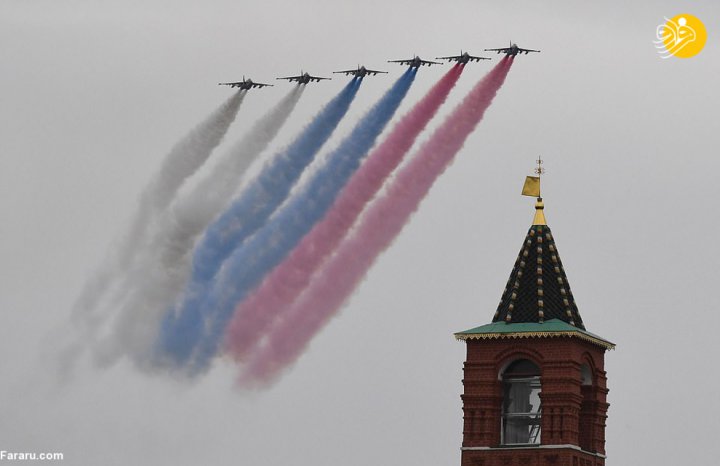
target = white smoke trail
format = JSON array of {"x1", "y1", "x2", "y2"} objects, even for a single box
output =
[
  {"x1": 70, "y1": 91, "x2": 246, "y2": 326},
  {"x1": 60, "y1": 91, "x2": 246, "y2": 376},
  {"x1": 93, "y1": 87, "x2": 305, "y2": 368}
]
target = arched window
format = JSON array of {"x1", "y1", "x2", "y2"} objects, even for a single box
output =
[
  {"x1": 581, "y1": 363, "x2": 593, "y2": 386},
  {"x1": 501, "y1": 359, "x2": 541, "y2": 445},
  {"x1": 579, "y1": 362, "x2": 595, "y2": 452}
]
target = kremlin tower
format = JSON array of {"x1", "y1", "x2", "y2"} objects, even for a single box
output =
[{"x1": 455, "y1": 163, "x2": 614, "y2": 466}]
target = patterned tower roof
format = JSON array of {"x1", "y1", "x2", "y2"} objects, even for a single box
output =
[{"x1": 491, "y1": 198, "x2": 585, "y2": 330}]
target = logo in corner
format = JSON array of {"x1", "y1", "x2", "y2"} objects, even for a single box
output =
[{"x1": 655, "y1": 14, "x2": 707, "y2": 59}]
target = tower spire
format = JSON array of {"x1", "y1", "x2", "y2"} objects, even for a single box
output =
[
  {"x1": 488, "y1": 159, "x2": 587, "y2": 328},
  {"x1": 522, "y1": 156, "x2": 546, "y2": 225}
]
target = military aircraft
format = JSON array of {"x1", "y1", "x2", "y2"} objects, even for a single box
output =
[
  {"x1": 484, "y1": 42, "x2": 540, "y2": 56},
  {"x1": 218, "y1": 76, "x2": 273, "y2": 89},
  {"x1": 276, "y1": 71, "x2": 331, "y2": 84},
  {"x1": 436, "y1": 51, "x2": 491, "y2": 64},
  {"x1": 333, "y1": 65, "x2": 388, "y2": 78},
  {"x1": 387, "y1": 55, "x2": 441, "y2": 68}
]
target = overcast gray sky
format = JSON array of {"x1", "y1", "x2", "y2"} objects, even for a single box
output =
[{"x1": 1, "y1": 1, "x2": 719, "y2": 465}]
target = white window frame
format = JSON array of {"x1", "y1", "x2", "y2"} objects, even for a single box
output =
[{"x1": 501, "y1": 375, "x2": 542, "y2": 445}]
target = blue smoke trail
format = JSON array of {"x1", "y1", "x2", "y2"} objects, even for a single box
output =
[
  {"x1": 184, "y1": 69, "x2": 416, "y2": 372},
  {"x1": 156, "y1": 79, "x2": 361, "y2": 366},
  {"x1": 193, "y1": 79, "x2": 361, "y2": 284}
]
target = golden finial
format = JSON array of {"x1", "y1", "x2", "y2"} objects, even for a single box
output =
[{"x1": 521, "y1": 156, "x2": 546, "y2": 225}]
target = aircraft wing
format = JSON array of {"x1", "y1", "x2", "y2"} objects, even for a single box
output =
[
  {"x1": 218, "y1": 82, "x2": 244, "y2": 87},
  {"x1": 466, "y1": 55, "x2": 491, "y2": 62},
  {"x1": 388, "y1": 58, "x2": 441, "y2": 66},
  {"x1": 277, "y1": 76, "x2": 302, "y2": 82},
  {"x1": 484, "y1": 47, "x2": 511, "y2": 54},
  {"x1": 437, "y1": 54, "x2": 491, "y2": 62},
  {"x1": 333, "y1": 69, "x2": 358, "y2": 76},
  {"x1": 251, "y1": 82, "x2": 273, "y2": 88},
  {"x1": 436, "y1": 55, "x2": 461, "y2": 62},
  {"x1": 365, "y1": 68, "x2": 388, "y2": 75},
  {"x1": 517, "y1": 47, "x2": 540, "y2": 54},
  {"x1": 308, "y1": 75, "x2": 331, "y2": 81}
]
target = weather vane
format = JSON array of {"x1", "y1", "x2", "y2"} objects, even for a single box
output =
[
  {"x1": 522, "y1": 156, "x2": 545, "y2": 199},
  {"x1": 522, "y1": 156, "x2": 547, "y2": 225}
]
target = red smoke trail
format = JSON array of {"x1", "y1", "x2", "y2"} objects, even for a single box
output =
[
  {"x1": 224, "y1": 65, "x2": 464, "y2": 361},
  {"x1": 239, "y1": 57, "x2": 513, "y2": 386}
]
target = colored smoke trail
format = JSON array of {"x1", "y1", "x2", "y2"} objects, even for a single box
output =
[
  {"x1": 182, "y1": 69, "x2": 416, "y2": 371},
  {"x1": 188, "y1": 79, "x2": 360, "y2": 289},
  {"x1": 241, "y1": 58, "x2": 513, "y2": 386},
  {"x1": 178, "y1": 69, "x2": 416, "y2": 372},
  {"x1": 156, "y1": 79, "x2": 362, "y2": 367},
  {"x1": 173, "y1": 86, "x2": 305, "y2": 241},
  {"x1": 67, "y1": 91, "x2": 245, "y2": 337},
  {"x1": 225, "y1": 65, "x2": 464, "y2": 361},
  {"x1": 89, "y1": 87, "x2": 305, "y2": 367}
]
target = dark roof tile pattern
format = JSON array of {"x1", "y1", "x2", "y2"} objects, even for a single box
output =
[{"x1": 492, "y1": 224, "x2": 585, "y2": 330}]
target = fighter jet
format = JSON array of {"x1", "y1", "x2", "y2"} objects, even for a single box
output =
[
  {"x1": 276, "y1": 71, "x2": 331, "y2": 84},
  {"x1": 484, "y1": 42, "x2": 540, "y2": 56},
  {"x1": 218, "y1": 76, "x2": 273, "y2": 90},
  {"x1": 436, "y1": 51, "x2": 491, "y2": 64},
  {"x1": 333, "y1": 65, "x2": 388, "y2": 78},
  {"x1": 387, "y1": 55, "x2": 441, "y2": 68}
]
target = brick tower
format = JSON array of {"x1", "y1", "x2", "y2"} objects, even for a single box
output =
[{"x1": 455, "y1": 177, "x2": 614, "y2": 466}]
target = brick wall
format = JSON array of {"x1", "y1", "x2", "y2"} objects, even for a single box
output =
[{"x1": 460, "y1": 336, "x2": 609, "y2": 466}]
